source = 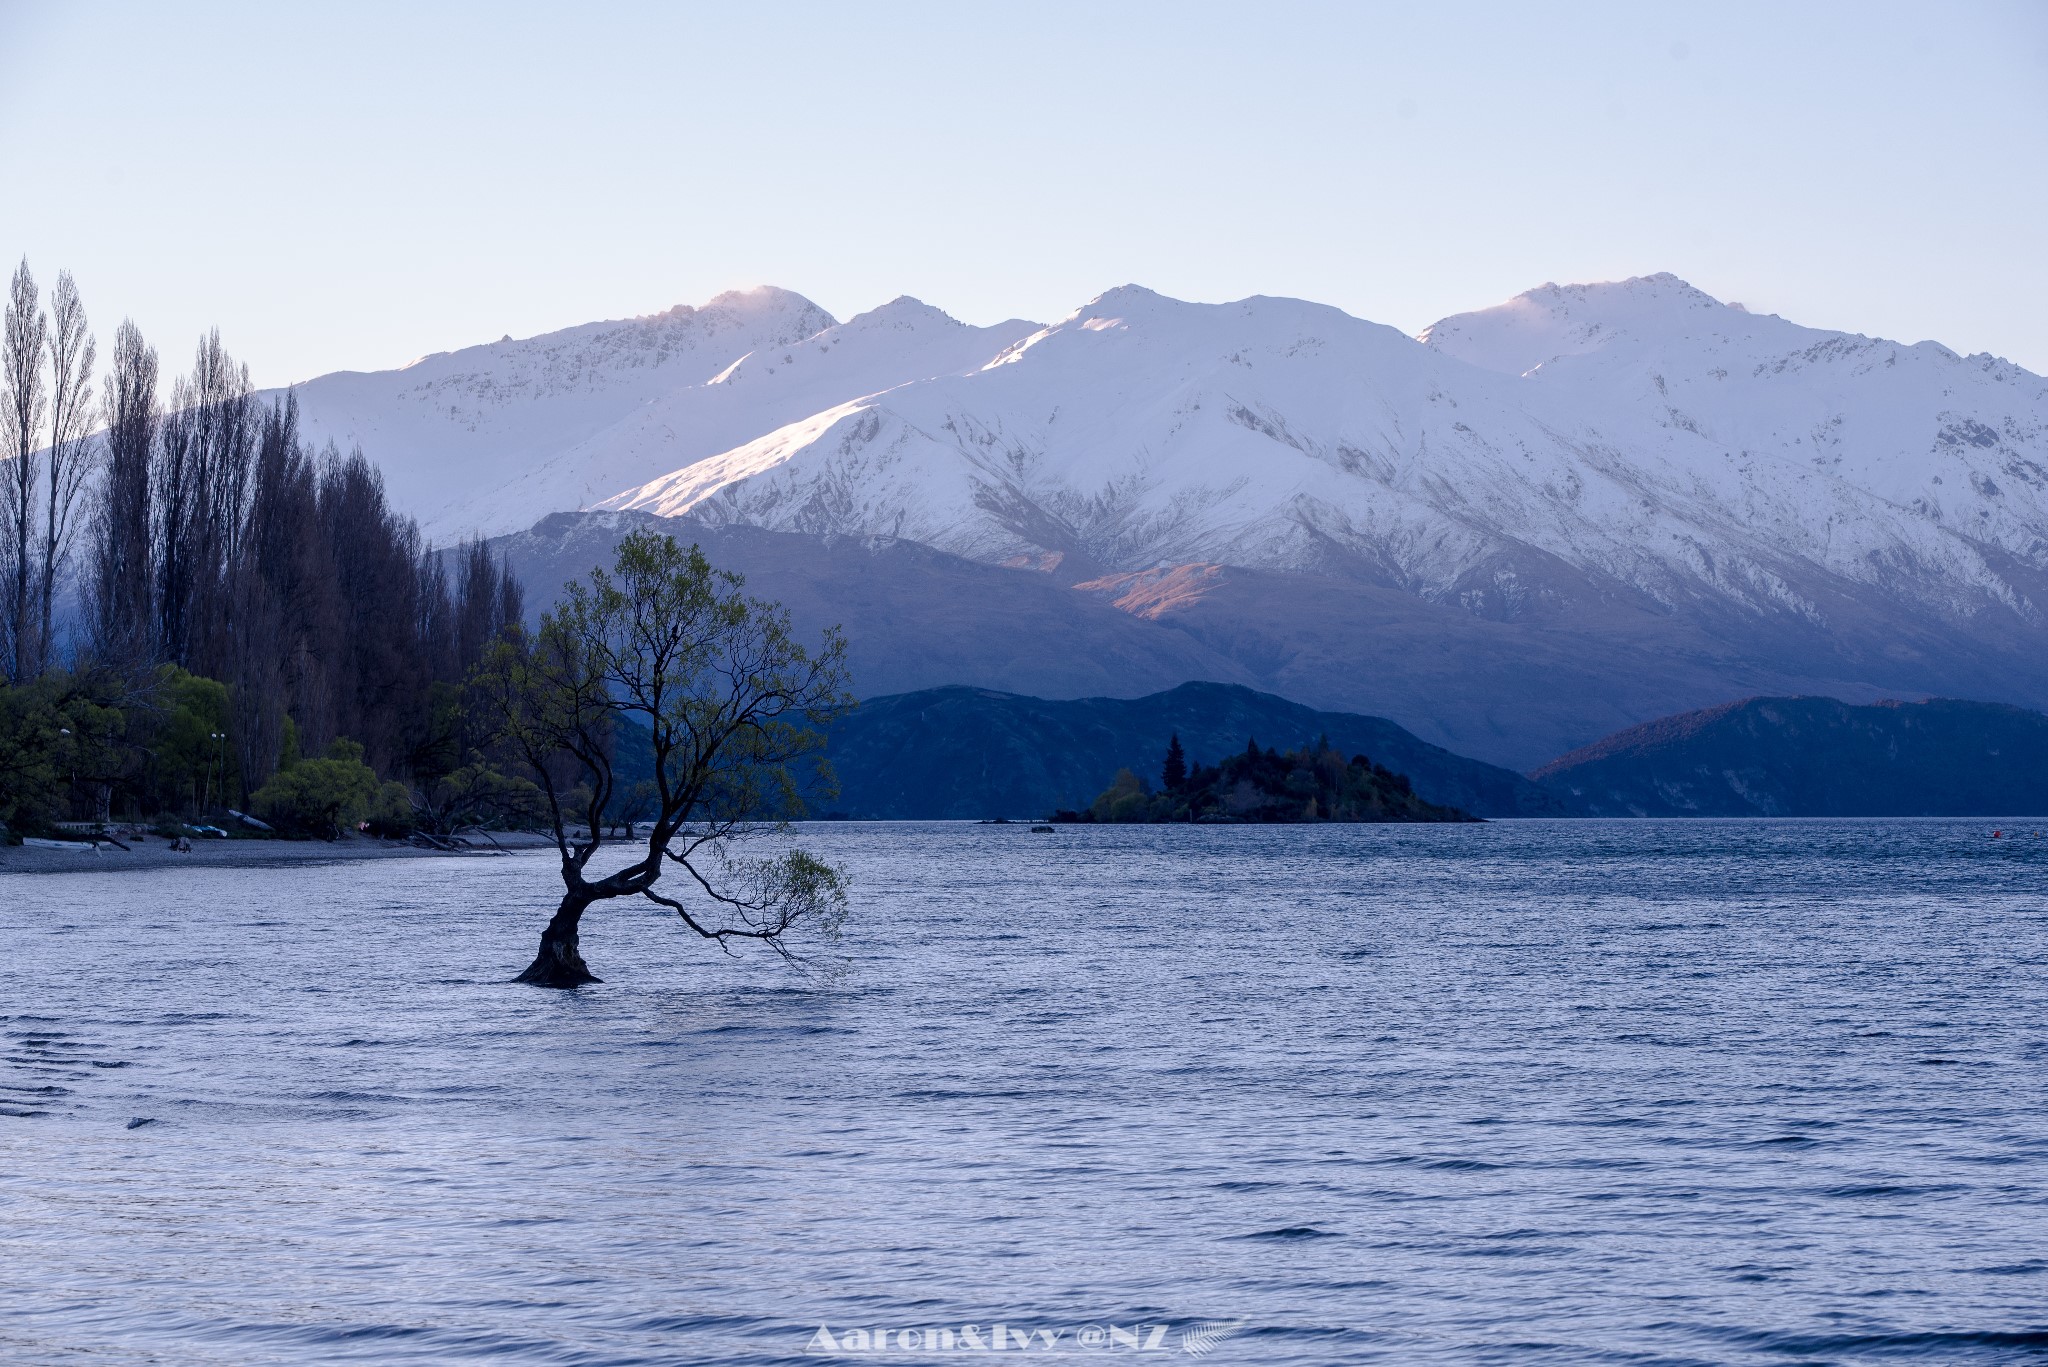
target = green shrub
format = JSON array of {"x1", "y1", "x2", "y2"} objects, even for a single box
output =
[
  {"x1": 145, "y1": 667, "x2": 237, "y2": 814},
  {"x1": 420, "y1": 760, "x2": 549, "y2": 832},
  {"x1": 0, "y1": 671, "x2": 129, "y2": 834},
  {"x1": 249, "y1": 738, "x2": 381, "y2": 837},
  {"x1": 1089, "y1": 768, "x2": 1152, "y2": 823}
]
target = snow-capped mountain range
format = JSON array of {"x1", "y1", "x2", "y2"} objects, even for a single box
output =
[
  {"x1": 291, "y1": 274, "x2": 2047, "y2": 629},
  {"x1": 283, "y1": 275, "x2": 2048, "y2": 763}
]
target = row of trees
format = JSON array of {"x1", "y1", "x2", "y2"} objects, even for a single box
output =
[
  {"x1": 1, "y1": 259, "x2": 524, "y2": 827},
  {"x1": 3, "y1": 263, "x2": 95, "y2": 683}
]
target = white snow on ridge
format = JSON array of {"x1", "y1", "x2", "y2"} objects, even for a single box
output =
[
  {"x1": 284, "y1": 286, "x2": 1040, "y2": 541},
  {"x1": 449, "y1": 297, "x2": 1040, "y2": 541},
  {"x1": 1417, "y1": 272, "x2": 1738, "y2": 376},
  {"x1": 287, "y1": 272, "x2": 2048, "y2": 632},
  {"x1": 597, "y1": 275, "x2": 2048, "y2": 625},
  {"x1": 285, "y1": 286, "x2": 837, "y2": 537},
  {"x1": 1421, "y1": 274, "x2": 2048, "y2": 573}
]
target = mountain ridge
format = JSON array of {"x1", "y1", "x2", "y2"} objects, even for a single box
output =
[
  {"x1": 1532, "y1": 696, "x2": 2048, "y2": 817},
  {"x1": 585, "y1": 276, "x2": 2048, "y2": 635},
  {"x1": 487, "y1": 510, "x2": 2048, "y2": 770},
  {"x1": 817, "y1": 681, "x2": 1566, "y2": 820},
  {"x1": 293, "y1": 275, "x2": 2048, "y2": 762}
]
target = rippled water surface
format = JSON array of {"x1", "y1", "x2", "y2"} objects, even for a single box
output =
[{"x1": 4, "y1": 820, "x2": 2048, "y2": 1365}]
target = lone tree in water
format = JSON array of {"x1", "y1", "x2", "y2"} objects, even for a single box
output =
[{"x1": 474, "y1": 531, "x2": 853, "y2": 988}]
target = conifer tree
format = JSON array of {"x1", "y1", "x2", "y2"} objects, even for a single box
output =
[{"x1": 1162, "y1": 732, "x2": 1187, "y2": 791}]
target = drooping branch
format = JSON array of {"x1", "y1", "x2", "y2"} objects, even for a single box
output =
[{"x1": 639, "y1": 846, "x2": 848, "y2": 963}]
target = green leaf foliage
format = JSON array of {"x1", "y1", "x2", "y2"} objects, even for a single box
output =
[
  {"x1": 249, "y1": 738, "x2": 383, "y2": 837},
  {"x1": 0, "y1": 670, "x2": 130, "y2": 835}
]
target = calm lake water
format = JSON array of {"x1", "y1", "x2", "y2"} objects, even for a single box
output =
[{"x1": 3, "y1": 821, "x2": 2047, "y2": 1365}]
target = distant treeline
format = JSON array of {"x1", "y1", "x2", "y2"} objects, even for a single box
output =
[{"x1": 1, "y1": 259, "x2": 525, "y2": 832}]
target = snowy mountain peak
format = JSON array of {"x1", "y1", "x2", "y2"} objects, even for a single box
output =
[
  {"x1": 277, "y1": 285, "x2": 841, "y2": 534},
  {"x1": 687, "y1": 285, "x2": 835, "y2": 324},
  {"x1": 1419, "y1": 272, "x2": 1744, "y2": 376},
  {"x1": 1049, "y1": 286, "x2": 1402, "y2": 361},
  {"x1": 291, "y1": 284, "x2": 1047, "y2": 540},
  {"x1": 1515, "y1": 271, "x2": 1727, "y2": 318},
  {"x1": 1063, "y1": 284, "x2": 1174, "y2": 329},
  {"x1": 843, "y1": 296, "x2": 969, "y2": 332}
]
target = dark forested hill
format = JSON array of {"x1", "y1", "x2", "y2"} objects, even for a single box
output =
[
  {"x1": 816, "y1": 682, "x2": 1567, "y2": 820},
  {"x1": 1531, "y1": 696, "x2": 2048, "y2": 816}
]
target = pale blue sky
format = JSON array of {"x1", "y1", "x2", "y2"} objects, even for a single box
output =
[{"x1": 2, "y1": 0, "x2": 2044, "y2": 386}]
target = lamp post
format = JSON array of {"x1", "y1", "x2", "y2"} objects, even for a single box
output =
[{"x1": 208, "y1": 730, "x2": 226, "y2": 813}]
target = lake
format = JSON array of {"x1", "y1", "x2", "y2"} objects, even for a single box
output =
[{"x1": 3, "y1": 820, "x2": 2047, "y2": 1365}]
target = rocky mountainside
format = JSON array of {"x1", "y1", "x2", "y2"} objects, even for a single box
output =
[
  {"x1": 317, "y1": 275, "x2": 2048, "y2": 765},
  {"x1": 816, "y1": 682, "x2": 1565, "y2": 820},
  {"x1": 1532, "y1": 697, "x2": 2048, "y2": 817}
]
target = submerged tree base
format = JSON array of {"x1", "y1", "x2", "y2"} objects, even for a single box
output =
[
  {"x1": 514, "y1": 923, "x2": 602, "y2": 988},
  {"x1": 514, "y1": 955, "x2": 601, "y2": 988}
]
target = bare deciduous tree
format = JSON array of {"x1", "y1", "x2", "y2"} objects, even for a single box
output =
[
  {"x1": 154, "y1": 330, "x2": 253, "y2": 673},
  {"x1": 39, "y1": 271, "x2": 96, "y2": 671},
  {"x1": 454, "y1": 534, "x2": 525, "y2": 677},
  {"x1": 2, "y1": 260, "x2": 49, "y2": 682},
  {"x1": 229, "y1": 393, "x2": 318, "y2": 791},
  {"x1": 318, "y1": 447, "x2": 429, "y2": 772},
  {"x1": 89, "y1": 319, "x2": 159, "y2": 671},
  {"x1": 474, "y1": 530, "x2": 853, "y2": 988}
]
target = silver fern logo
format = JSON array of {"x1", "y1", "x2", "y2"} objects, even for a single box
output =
[{"x1": 1179, "y1": 1320, "x2": 1247, "y2": 1356}]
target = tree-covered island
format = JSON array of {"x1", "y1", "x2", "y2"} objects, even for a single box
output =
[{"x1": 1056, "y1": 733, "x2": 1478, "y2": 824}]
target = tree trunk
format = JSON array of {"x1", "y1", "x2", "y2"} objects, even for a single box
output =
[{"x1": 515, "y1": 889, "x2": 602, "y2": 987}]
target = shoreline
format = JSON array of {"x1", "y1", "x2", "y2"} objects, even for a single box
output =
[{"x1": 0, "y1": 830, "x2": 559, "y2": 875}]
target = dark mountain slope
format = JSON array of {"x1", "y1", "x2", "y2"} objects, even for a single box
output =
[
  {"x1": 820, "y1": 682, "x2": 1566, "y2": 820},
  {"x1": 1532, "y1": 697, "x2": 2048, "y2": 816},
  {"x1": 490, "y1": 512, "x2": 2048, "y2": 771},
  {"x1": 492, "y1": 512, "x2": 1261, "y2": 704}
]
